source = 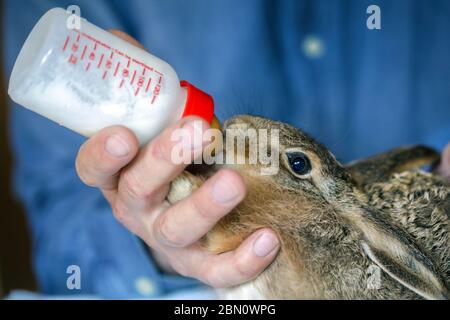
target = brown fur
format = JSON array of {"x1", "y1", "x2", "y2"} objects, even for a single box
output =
[{"x1": 168, "y1": 115, "x2": 450, "y2": 300}]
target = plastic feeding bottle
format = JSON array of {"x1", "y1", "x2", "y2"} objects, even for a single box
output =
[{"x1": 8, "y1": 7, "x2": 217, "y2": 145}]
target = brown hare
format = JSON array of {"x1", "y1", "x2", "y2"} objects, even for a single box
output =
[{"x1": 167, "y1": 115, "x2": 449, "y2": 300}]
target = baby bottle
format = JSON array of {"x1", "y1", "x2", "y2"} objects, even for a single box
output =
[{"x1": 8, "y1": 7, "x2": 216, "y2": 145}]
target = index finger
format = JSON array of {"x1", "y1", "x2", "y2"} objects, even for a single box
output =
[{"x1": 116, "y1": 117, "x2": 210, "y2": 209}]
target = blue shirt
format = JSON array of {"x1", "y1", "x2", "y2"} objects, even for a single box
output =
[{"x1": 3, "y1": 0, "x2": 450, "y2": 298}]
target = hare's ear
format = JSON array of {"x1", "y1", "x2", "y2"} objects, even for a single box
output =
[
  {"x1": 349, "y1": 207, "x2": 449, "y2": 300},
  {"x1": 346, "y1": 145, "x2": 440, "y2": 187}
]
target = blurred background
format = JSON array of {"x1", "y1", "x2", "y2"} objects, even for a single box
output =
[{"x1": 0, "y1": 3, "x2": 37, "y2": 297}]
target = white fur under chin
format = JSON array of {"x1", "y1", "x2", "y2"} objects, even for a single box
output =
[
  {"x1": 167, "y1": 174, "x2": 195, "y2": 203},
  {"x1": 217, "y1": 278, "x2": 268, "y2": 300}
]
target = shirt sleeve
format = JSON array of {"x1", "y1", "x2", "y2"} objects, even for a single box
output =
[{"x1": 2, "y1": 0, "x2": 200, "y2": 298}]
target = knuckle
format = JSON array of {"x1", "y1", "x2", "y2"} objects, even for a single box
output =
[
  {"x1": 111, "y1": 200, "x2": 132, "y2": 227},
  {"x1": 109, "y1": 200, "x2": 143, "y2": 238},
  {"x1": 203, "y1": 268, "x2": 227, "y2": 288},
  {"x1": 170, "y1": 259, "x2": 191, "y2": 278},
  {"x1": 156, "y1": 214, "x2": 187, "y2": 247},
  {"x1": 146, "y1": 139, "x2": 170, "y2": 163},
  {"x1": 120, "y1": 170, "x2": 153, "y2": 201},
  {"x1": 110, "y1": 199, "x2": 128, "y2": 223},
  {"x1": 232, "y1": 255, "x2": 256, "y2": 280}
]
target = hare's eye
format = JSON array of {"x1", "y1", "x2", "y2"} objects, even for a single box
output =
[{"x1": 287, "y1": 152, "x2": 312, "y2": 176}]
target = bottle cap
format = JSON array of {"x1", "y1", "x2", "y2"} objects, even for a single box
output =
[{"x1": 180, "y1": 80, "x2": 214, "y2": 124}]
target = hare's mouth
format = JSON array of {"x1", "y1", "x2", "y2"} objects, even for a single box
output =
[
  {"x1": 186, "y1": 115, "x2": 256, "y2": 175},
  {"x1": 186, "y1": 162, "x2": 218, "y2": 177}
]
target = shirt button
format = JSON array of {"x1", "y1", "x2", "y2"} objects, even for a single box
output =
[
  {"x1": 135, "y1": 277, "x2": 157, "y2": 296},
  {"x1": 301, "y1": 35, "x2": 325, "y2": 59}
]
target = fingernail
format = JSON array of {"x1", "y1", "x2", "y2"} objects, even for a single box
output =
[
  {"x1": 253, "y1": 232, "x2": 279, "y2": 257},
  {"x1": 181, "y1": 120, "x2": 205, "y2": 150},
  {"x1": 105, "y1": 135, "x2": 130, "y2": 158},
  {"x1": 211, "y1": 177, "x2": 240, "y2": 203}
]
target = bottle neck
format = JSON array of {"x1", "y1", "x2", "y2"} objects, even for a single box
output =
[{"x1": 178, "y1": 80, "x2": 215, "y2": 124}]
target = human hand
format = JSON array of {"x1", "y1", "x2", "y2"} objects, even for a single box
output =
[{"x1": 74, "y1": 30, "x2": 280, "y2": 288}]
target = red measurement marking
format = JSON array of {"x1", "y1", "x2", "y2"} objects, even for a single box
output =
[
  {"x1": 63, "y1": 36, "x2": 70, "y2": 51},
  {"x1": 119, "y1": 79, "x2": 125, "y2": 88},
  {"x1": 71, "y1": 32, "x2": 164, "y2": 76},
  {"x1": 97, "y1": 54, "x2": 104, "y2": 68},
  {"x1": 68, "y1": 54, "x2": 78, "y2": 64},
  {"x1": 145, "y1": 78, "x2": 152, "y2": 93},
  {"x1": 131, "y1": 58, "x2": 153, "y2": 71},
  {"x1": 63, "y1": 31, "x2": 165, "y2": 83},
  {"x1": 153, "y1": 84, "x2": 161, "y2": 96},
  {"x1": 82, "y1": 32, "x2": 110, "y2": 50},
  {"x1": 102, "y1": 71, "x2": 108, "y2": 79},
  {"x1": 71, "y1": 43, "x2": 79, "y2": 52},
  {"x1": 81, "y1": 46, "x2": 87, "y2": 60},
  {"x1": 134, "y1": 87, "x2": 140, "y2": 96},
  {"x1": 137, "y1": 76, "x2": 145, "y2": 87},
  {"x1": 114, "y1": 62, "x2": 120, "y2": 77}
]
